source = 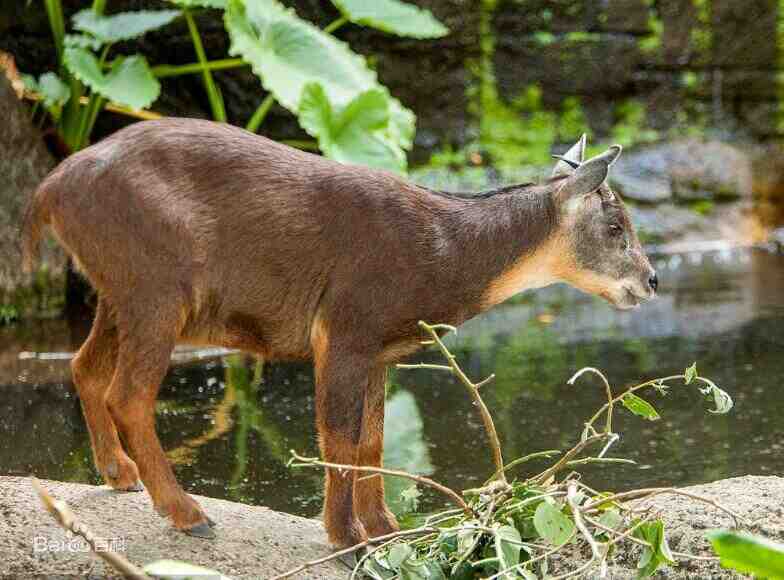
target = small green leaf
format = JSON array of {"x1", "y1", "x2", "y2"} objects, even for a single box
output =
[
  {"x1": 495, "y1": 524, "x2": 522, "y2": 572},
  {"x1": 621, "y1": 393, "x2": 660, "y2": 421},
  {"x1": 299, "y1": 82, "x2": 405, "y2": 173},
  {"x1": 72, "y1": 8, "x2": 181, "y2": 43},
  {"x1": 64, "y1": 48, "x2": 160, "y2": 110},
  {"x1": 684, "y1": 363, "x2": 697, "y2": 385},
  {"x1": 38, "y1": 72, "x2": 71, "y2": 110},
  {"x1": 387, "y1": 544, "x2": 413, "y2": 568},
  {"x1": 700, "y1": 380, "x2": 734, "y2": 414},
  {"x1": 632, "y1": 521, "x2": 675, "y2": 578},
  {"x1": 533, "y1": 502, "x2": 575, "y2": 546},
  {"x1": 144, "y1": 559, "x2": 231, "y2": 579},
  {"x1": 598, "y1": 508, "x2": 623, "y2": 534},
  {"x1": 708, "y1": 530, "x2": 784, "y2": 579},
  {"x1": 331, "y1": 0, "x2": 449, "y2": 38}
]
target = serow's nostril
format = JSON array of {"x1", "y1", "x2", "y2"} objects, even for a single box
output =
[{"x1": 648, "y1": 274, "x2": 658, "y2": 292}]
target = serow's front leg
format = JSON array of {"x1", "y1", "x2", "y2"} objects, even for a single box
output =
[
  {"x1": 314, "y1": 344, "x2": 371, "y2": 548},
  {"x1": 354, "y1": 365, "x2": 399, "y2": 538}
]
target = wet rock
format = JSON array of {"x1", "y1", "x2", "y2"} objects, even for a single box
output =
[
  {"x1": 612, "y1": 140, "x2": 753, "y2": 203},
  {"x1": 0, "y1": 73, "x2": 64, "y2": 312}
]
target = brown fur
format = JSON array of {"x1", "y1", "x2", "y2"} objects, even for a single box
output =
[{"x1": 21, "y1": 119, "x2": 655, "y2": 547}]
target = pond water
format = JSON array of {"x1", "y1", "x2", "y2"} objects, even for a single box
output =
[{"x1": 2, "y1": 245, "x2": 784, "y2": 521}]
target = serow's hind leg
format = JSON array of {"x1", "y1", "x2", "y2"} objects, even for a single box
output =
[
  {"x1": 354, "y1": 365, "x2": 399, "y2": 538},
  {"x1": 71, "y1": 299, "x2": 141, "y2": 491},
  {"x1": 106, "y1": 303, "x2": 213, "y2": 538}
]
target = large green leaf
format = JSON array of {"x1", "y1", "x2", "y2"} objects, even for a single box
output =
[
  {"x1": 72, "y1": 8, "x2": 181, "y2": 43},
  {"x1": 708, "y1": 530, "x2": 784, "y2": 579},
  {"x1": 299, "y1": 82, "x2": 406, "y2": 173},
  {"x1": 332, "y1": 0, "x2": 448, "y2": 38},
  {"x1": 533, "y1": 502, "x2": 575, "y2": 546},
  {"x1": 64, "y1": 48, "x2": 160, "y2": 110},
  {"x1": 224, "y1": 0, "x2": 375, "y2": 111}
]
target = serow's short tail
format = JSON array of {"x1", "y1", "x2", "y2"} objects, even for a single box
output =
[{"x1": 20, "y1": 188, "x2": 50, "y2": 274}]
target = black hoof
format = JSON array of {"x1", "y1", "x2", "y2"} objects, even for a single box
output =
[
  {"x1": 125, "y1": 480, "x2": 144, "y2": 492},
  {"x1": 183, "y1": 522, "x2": 216, "y2": 539},
  {"x1": 112, "y1": 480, "x2": 144, "y2": 492}
]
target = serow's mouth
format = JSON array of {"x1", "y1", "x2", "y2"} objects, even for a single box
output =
[{"x1": 615, "y1": 287, "x2": 643, "y2": 310}]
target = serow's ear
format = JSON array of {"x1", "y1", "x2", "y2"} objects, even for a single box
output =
[
  {"x1": 563, "y1": 145, "x2": 622, "y2": 197},
  {"x1": 551, "y1": 133, "x2": 587, "y2": 177}
]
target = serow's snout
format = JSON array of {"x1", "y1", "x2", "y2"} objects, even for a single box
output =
[{"x1": 648, "y1": 273, "x2": 658, "y2": 293}]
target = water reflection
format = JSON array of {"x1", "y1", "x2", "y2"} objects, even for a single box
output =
[{"x1": 1, "y1": 247, "x2": 783, "y2": 518}]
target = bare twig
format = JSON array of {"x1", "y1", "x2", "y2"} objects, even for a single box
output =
[
  {"x1": 406, "y1": 320, "x2": 508, "y2": 484},
  {"x1": 530, "y1": 433, "x2": 610, "y2": 485},
  {"x1": 269, "y1": 526, "x2": 437, "y2": 580},
  {"x1": 567, "y1": 482, "x2": 605, "y2": 578},
  {"x1": 568, "y1": 367, "x2": 614, "y2": 435},
  {"x1": 289, "y1": 451, "x2": 472, "y2": 514},
  {"x1": 581, "y1": 487, "x2": 743, "y2": 526},
  {"x1": 32, "y1": 479, "x2": 150, "y2": 580}
]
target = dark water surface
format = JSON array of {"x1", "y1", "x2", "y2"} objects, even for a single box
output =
[{"x1": 2, "y1": 246, "x2": 783, "y2": 519}]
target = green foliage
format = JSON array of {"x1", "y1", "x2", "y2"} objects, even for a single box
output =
[
  {"x1": 64, "y1": 48, "x2": 160, "y2": 110},
  {"x1": 331, "y1": 0, "x2": 449, "y2": 39},
  {"x1": 0, "y1": 304, "x2": 19, "y2": 325},
  {"x1": 708, "y1": 530, "x2": 784, "y2": 579},
  {"x1": 33, "y1": 0, "x2": 441, "y2": 170},
  {"x1": 349, "y1": 349, "x2": 736, "y2": 579},
  {"x1": 72, "y1": 8, "x2": 181, "y2": 43}
]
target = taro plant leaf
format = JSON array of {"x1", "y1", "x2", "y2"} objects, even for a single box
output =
[
  {"x1": 364, "y1": 557, "x2": 397, "y2": 580},
  {"x1": 224, "y1": 0, "x2": 376, "y2": 112},
  {"x1": 299, "y1": 82, "x2": 405, "y2": 173},
  {"x1": 707, "y1": 530, "x2": 784, "y2": 579},
  {"x1": 632, "y1": 520, "x2": 675, "y2": 578},
  {"x1": 72, "y1": 8, "x2": 182, "y2": 43},
  {"x1": 224, "y1": 0, "x2": 415, "y2": 165},
  {"x1": 64, "y1": 34, "x2": 104, "y2": 51},
  {"x1": 621, "y1": 393, "x2": 660, "y2": 421},
  {"x1": 144, "y1": 559, "x2": 231, "y2": 579},
  {"x1": 495, "y1": 524, "x2": 523, "y2": 572},
  {"x1": 331, "y1": 0, "x2": 449, "y2": 38},
  {"x1": 38, "y1": 72, "x2": 71, "y2": 110},
  {"x1": 168, "y1": 0, "x2": 227, "y2": 8},
  {"x1": 533, "y1": 501, "x2": 575, "y2": 546},
  {"x1": 684, "y1": 362, "x2": 697, "y2": 385},
  {"x1": 64, "y1": 48, "x2": 160, "y2": 110}
]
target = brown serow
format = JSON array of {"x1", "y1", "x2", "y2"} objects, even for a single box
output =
[{"x1": 22, "y1": 120, "x2": 657, "y2": 548}]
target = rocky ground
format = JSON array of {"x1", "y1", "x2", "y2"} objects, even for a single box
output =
[{"x1": 1, "y1": 475, "x2": 782, "y2": 579}]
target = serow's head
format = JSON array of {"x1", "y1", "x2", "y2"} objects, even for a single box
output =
[{"x1": 550, "y1": 135, "x2": 657, "y2": 310}]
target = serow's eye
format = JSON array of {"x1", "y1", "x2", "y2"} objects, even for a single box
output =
[{"x1": 608, "y1": 224, "x2": 623, "y2": 237}]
